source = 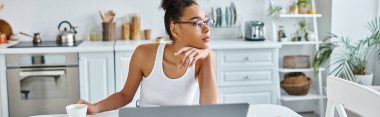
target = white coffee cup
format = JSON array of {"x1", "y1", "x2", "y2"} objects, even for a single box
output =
[{"x1": 66, "y1": 104, "x2": 88, "y2": 117}]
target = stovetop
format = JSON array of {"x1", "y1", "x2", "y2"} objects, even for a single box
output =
[{"x1": 8, "y1": 40, "x2": 83, "y2": 48}]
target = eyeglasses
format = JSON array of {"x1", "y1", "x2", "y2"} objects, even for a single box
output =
[{"x1": 174, "y1": 19, "x2": 215, "y2": 28}]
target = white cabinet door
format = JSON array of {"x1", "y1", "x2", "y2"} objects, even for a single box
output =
[
  {"x1": 0, "y1": 54, "x2": 6, "y2": 117},
  {"x1": 218, "y1": 85, "x2": 277, "y2": 105},
  {"x1": 79, "y1": 52, "x2": 115, "y2": 103},
  {"x1": 115, "y1": 51, "x2": 132, "y2": 91},
  {"x1": 115, "y1": 51, "x2": 140, "y2": 107},
  {"x1": 217, "y1": 68, "x2": 277, "y2": 86}
]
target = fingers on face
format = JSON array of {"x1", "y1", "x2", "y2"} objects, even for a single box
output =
[
  {"x1": 190, "y1": 53, "x2": 200, "y2": 67},
  {"x1": 182, "y1": 49, "x2": 197, "y2": 67},
  {"x1": 184, "y1": 49, "x2": 198, "y2": 67}
]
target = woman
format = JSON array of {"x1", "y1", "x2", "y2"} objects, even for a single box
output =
[{"x1": 77, "y1": 0, "x2": 218, "y2": 114}]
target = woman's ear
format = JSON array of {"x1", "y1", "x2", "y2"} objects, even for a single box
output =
[{"x1": 170, "y1": 23, "x2": 180, "y2": 40}]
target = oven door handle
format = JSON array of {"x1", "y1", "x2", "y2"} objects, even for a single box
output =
[{"x1": 19, "y1": 70, "x2": 66, "y2": 77}]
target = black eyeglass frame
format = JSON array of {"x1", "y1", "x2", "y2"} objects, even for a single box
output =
[{"x1": 174, "y1": 19, "x2": 215, "y2": 27}]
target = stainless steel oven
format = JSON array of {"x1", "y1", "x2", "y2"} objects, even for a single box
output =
[{"x1": 6, "y1": 53, "x2": 79, "y2": 117}]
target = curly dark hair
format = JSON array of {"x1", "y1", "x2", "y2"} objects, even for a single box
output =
[{"x1": 160, "y1": 0, "x2": 198, "y2": 40}]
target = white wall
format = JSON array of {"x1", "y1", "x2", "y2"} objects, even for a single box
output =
[
  {"x1": 1, "y1": 0, "x2": 267, "y2": 42},
  {"x1": 331, "y1": 0, "x2": 377, "y2": 40},
  {"x1": 1, "y1": 0, "x2": 164, "y2": 41},
  {"x1": 331, "y1": 0, "x2": 380, "y2": 85}
]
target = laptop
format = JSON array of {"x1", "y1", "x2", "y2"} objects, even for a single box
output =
[{"x1": 119, "y1": 103, "x2": 249, "y2": 117}]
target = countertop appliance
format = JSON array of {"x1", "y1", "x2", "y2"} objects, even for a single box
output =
[
  {"x1": 6, "y1": 53, "x2": 80, "y2": 117},
  {"x1": 245, "y1": 21, "x2": 265, "y2": 41}
]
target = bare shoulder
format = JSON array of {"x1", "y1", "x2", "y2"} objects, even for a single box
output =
[{"x1": 133, "y1": 43, "x2": 160, "y2": 58}]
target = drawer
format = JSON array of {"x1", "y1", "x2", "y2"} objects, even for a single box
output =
[
  {"x1": 217, "y1": 49, "x2": 276, "y2": 67},
  {"x1": 217, "y1": 69, "x2": 276, "y2": 86},
  {"x1": 218, "y1": 86, "x2": 278, "y2": 105}
]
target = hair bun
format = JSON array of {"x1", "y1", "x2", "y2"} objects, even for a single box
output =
[
  {"x1": 161, "y1": 0, "x2": 196, "y2": 11},
  {"x1": 161, "y1": 0, "x2": 178, "y2": 10}
]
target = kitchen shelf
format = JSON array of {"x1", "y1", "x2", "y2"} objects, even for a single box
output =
[
  {"x1": 279, "y1": 14, "x2": 322, "y2": 18},
  {"x1": 281, "y1": 93, "x2": 326, "y2": 101},
  {"x1": 279, "y1": 68, "x2": 325, "y2": 73},
  {"x1": 272, "y1": 0, "x2": 325, "y2": 116},
  {"x1": 280, "y1": 41, "x2": 322, "y2": 45}
]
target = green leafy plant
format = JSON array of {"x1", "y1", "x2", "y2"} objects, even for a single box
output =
[
  {"x1": 298, "y1": 20, "x2": 308, "y2": 33},
  {"x1": 267, "y1": 1, "x2": 282, "y2": 17},
  {"x1": 313, "y1": 17, "x2": 380, "y2": 81},
  {"x1": 292, "y1": 20, "x2": 309, "y2": 41},
  {"x1": 297, "y1": 0, "x2": 311, "y2": 8}
]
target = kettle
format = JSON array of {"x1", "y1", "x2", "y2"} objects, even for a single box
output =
[{"x1": 57, "y1": 21, "x2": 77, "y2": 45}]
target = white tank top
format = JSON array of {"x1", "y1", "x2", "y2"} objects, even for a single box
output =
[{"x1": 138, "y1": 43, "x2": 198, "y2": 107}]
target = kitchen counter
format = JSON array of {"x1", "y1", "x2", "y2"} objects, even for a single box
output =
[
  {"x1": 1, "y1": 39, "x2": 281, "y2": 54},
  {"x1": 77, "y1": 41, "x2": 115, "y2": 52},
  {"x1": 114, "y1": 40, "x2": 155, "y2": 51}
]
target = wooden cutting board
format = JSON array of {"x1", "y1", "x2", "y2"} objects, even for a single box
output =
[{"x1": 0, "y1": 19, "x2": 13, "y2": 40}]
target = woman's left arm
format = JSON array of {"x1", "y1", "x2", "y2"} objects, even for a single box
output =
[
  {"x1": 175, "y1": 48, "x2": 218, "y2": 104},
  {"x1": 198, "y1": 49, "x2": 218, "y2": 104}
]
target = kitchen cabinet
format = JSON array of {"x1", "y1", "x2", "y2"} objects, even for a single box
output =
[
  {"x1": 218, "y1": 85, "x2": 277, "y2": 104},
  {"x1": 215, "y1": 48, "x2": 280, "y2": 105},
  {"x1": 0, "y1": 54, "x2": 6, "y2": 117},
  {"x1": 79, "y1": 52, "x2": 115, "y2": 103}
]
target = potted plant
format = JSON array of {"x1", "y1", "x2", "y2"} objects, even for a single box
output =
[
  {"x1": 292, "y1": 20, "x2": 308, "y2": 41},
  {"x1": 313, "y1": 18, "x2": 380, "y2": 85},
  {"x1": 297, "y1": 0, "x2": 310, "y2": 14},
  {"x1": 267, "y1": 1, "x2": 283, "y2": 18}
]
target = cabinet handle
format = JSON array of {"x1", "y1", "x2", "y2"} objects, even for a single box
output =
[
  {"x1": 245, "y1": 56, "x2": 252, "y2": 61},
  {"x1": 244, "y1": 75, "x2": 250, "y2": 80},
  {"x1": 20, "y1": 70, "x2": 66, "y2": 77}
]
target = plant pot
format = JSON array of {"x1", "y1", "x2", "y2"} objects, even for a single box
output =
[
  {"x1": 289, "y1": 3, "x2": 298, "y2": 14},
  {"x1": 304, "y1": 31, "x2": 315, "y2": 41},
  {"x1": 355, "y1": 72, "x2": 374, "y2": 86},
  {"x1": 298, "y1": 3, "x2": 308, "y2": 14}
]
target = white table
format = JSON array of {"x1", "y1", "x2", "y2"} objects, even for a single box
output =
[
  {"x1": 31, "y1": 104, "x2": 301, "y2": 117},
  {"x1": 368, "y1": 86, "x2": 380, "y2": 92}
]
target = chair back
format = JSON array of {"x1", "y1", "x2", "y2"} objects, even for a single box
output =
[{"x1": 325, "y1": 76, "x2": 380, "y2": 117}]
